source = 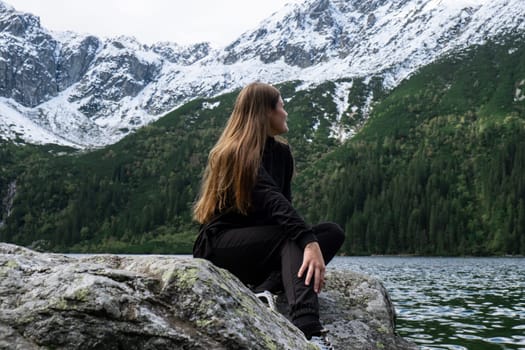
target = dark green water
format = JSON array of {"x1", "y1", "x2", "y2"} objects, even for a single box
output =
[{"x1": 331, "y1": 257, "x2": 525, "y2": 350}]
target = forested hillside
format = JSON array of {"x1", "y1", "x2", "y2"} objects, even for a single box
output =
[
  {"x1": 294, "y1": 38, "x2": 525, "y2": 255},
  {"x1": 1, "y1": 38, "x2": 524, "y2": 255}
]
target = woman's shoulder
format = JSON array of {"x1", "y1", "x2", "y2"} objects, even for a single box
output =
[
  {"x1": 265, "y1": 136, "x2": 293, "y2": 164},
  {"x1": 273, "y1": 136, "x2": 292, "y2": 153}
]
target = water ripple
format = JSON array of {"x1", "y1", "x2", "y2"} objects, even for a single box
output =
[{"x1": 332, "y1": 257, "x2": 525, "y2": 350}]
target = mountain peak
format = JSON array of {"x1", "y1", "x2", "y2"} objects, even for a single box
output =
[
  {"x1": 0, "y1": 1, "x2": 42, "y2": 38},
  {"x1": 0, "y1": 1, "x2": 14, "y2": 13}
]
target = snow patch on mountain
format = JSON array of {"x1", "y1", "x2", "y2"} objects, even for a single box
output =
[
  {"x1": 1, "y1": 0, "x2": 524, "y2": 149},
  {"x1": 515, "y1": 80, "x2": 525, "y2": 102},
  {"x1": 331, "y1": 81, "x2": 354, "y2": 141},
  {"x1": 202, "y1": 101, "x2": 221, "y2": 110},
  {"x1": 0, "y1": 97, "x2": 80, "y2": 147}
]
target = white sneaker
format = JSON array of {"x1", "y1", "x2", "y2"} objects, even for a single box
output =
[
  {"x1": 254, "y1": 290, "x2": 277, "y2": 311},
  {"x1": 308, "y1": 330, "x2": 334, "y2": 350}
]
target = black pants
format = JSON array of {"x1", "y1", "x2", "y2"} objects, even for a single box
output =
[{"x1": 207, "y1": 222, "x2": 345, "y2": 336}]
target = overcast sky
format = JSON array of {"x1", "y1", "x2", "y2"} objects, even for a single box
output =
[{"x1": 6, "y1": 0, "x2": 301, "y2": 47}]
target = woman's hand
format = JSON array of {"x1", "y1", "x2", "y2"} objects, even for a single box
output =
[{"x1": 298, "y1": 242, "x2": 326, "y2": 293}]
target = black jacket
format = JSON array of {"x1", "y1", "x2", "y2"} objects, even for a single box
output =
[{"x1": 193, "y1": 137, "x2": 317, "y2": 258}]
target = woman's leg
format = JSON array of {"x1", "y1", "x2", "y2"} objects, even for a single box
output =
[
  {"x1": 209, "y1": 225, "x2": 286, "y2": 286},
  {"x1": 282, "y1": 222, "x2": 345, "y2": 336},
  {"x1": 209, "y1": 225, "x2": 321, "y2": 335},
  {"x1": 280, "y1": 237, "x2": 323, "y2": 337},
  {"x1": 208, "y1": 223, "x2": 345, "y2": 338},
  {"x1": 253, "y1": 222, "x2": 346, "y2": 291}
]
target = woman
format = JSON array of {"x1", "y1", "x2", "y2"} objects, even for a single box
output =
[{"x1": 193, "y1": 82, "x2": 345, "y2": 345}]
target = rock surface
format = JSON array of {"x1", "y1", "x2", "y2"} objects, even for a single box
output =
[{"x1": 0, "y1": 243, "x2": 416, "y2": 349}]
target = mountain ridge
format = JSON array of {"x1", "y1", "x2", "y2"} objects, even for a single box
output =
[{"x1": 0, "y1": 0, "x2": 524, "y2": 148}]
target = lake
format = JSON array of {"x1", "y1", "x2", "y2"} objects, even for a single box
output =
[{"x1": 330, "y1": 256, "x2": 525, "y2": 350}]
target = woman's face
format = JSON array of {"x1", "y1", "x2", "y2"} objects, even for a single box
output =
[{"x1": 268, "y1": 97, "x2": 288, "y2": 136}]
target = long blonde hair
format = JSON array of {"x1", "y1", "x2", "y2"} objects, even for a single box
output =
[{"x1": 193, "y1": 82, "x2": 281, "y2": 224}]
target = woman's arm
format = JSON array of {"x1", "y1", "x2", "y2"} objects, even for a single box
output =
[{"x1": 253, "y1": 167, "x2": 316, "y2": 248}]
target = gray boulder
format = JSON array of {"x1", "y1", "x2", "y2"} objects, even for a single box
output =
[{"x1": 0, "y1": 243, "x2": 416, "y2": 349}]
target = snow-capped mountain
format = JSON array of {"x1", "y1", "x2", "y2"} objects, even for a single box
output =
[{"x1": 0, "y1": 0, "x2": 524, "y2": 148}]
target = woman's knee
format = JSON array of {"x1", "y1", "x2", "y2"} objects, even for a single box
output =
[
  {"x1": 314, "y1": 222, "x2": 345, "y2": 246},
  {"x1": 314, "y1": 222, "x2": 345, "y2": 240}
]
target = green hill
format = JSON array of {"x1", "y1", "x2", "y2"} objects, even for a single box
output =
[
  {"x1": 1, "y1": 37, "x2": 524, "y2": 255},
  {"x1": 294, "y1": 37, "x2": 525, "y2": 255}
]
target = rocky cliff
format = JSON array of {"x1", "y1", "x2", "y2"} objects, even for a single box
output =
[{"x1": 0, "y1": 243, "x2": 416, "y2": 349}]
